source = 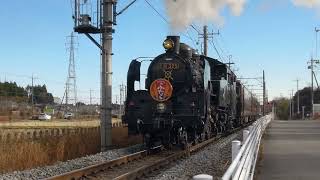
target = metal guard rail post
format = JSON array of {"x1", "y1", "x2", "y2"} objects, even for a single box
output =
[{"x1": 222, "y1": 114, "x2": 273, "y2": 180}]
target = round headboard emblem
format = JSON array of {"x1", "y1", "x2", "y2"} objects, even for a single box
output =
[{"x1": 150, "y1": 79, "x2": 173, "y2": 102}]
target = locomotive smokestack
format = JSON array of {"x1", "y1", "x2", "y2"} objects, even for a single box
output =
[{"x1": 166, "y1": 36, "x2": 180, "y2": 54}]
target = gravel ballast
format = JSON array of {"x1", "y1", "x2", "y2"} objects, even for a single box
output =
[
  {"x1": 0, "y1": 131, "x2": 241, "y2": 180},
  {"x1": 0, "y1": 144, "x2": 143, "y2": 180},
  {"x1": 144, "y1": 132, "x2": 241, "y2": 180}
]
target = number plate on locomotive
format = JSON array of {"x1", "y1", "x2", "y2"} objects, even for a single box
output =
[{"x1": 159, "y1": 63, "x2": 179, "y2": 70}]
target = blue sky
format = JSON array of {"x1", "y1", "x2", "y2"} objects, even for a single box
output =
[{"x1": 0, "y1": 0, "x2": 319, "y2": 104}]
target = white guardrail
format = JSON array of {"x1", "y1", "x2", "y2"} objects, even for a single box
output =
[
  {"x1": 193, "y1": 114, "x2": 273, "y2": 180},
  {"x1": 221, "y1": 114, "x2": 273, "y2": 180}
]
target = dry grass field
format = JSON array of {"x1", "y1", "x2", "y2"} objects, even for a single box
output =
[
  {"x1": 0, "y1": 124, "x2": 142, "y2": 173},
  {"x1": 0, "y1": 128, "x2": 100, "y2": 173}
]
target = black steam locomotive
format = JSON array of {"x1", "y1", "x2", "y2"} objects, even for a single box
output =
[{"x1": 123, "y1": 36, "x2": 260, "y2": 148}]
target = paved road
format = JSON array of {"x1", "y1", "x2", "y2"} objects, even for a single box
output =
[{"x1": 257, "y1": 120, "x2": 320, "y2": 180}]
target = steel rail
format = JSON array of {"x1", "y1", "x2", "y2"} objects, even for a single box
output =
[
  {"x1": 113, "y1": 131, "x2": 246, "y2": 180},
  {"x1": 48, "y1": 126, "x2": 246, "y2": 180},
  {"x1": 112, "y1": 137, "x2": 224, "y2": 180},
  {"x1": 47, "y1": 150, "x2": 149, "y2": 180},
  {"x1": 47, "y1": 136, "x2": 222, "y2": 180}
]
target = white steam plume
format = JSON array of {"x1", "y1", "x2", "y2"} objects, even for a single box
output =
[
  {"x1": 292, "y1": 0, "x2": 320, "y2": 8},
  {"x1": 164, "y1": 0, "x2": 246, "y2": 31}
]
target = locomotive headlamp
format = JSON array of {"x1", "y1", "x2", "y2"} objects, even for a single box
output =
[
  {"x1": 157, "y1": 103, "x2": 166, "y2": 113},
  {"x1": 163, "y1": 39, "x2": 174, "y2": 50}
]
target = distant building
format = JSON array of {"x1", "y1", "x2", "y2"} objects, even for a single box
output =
[{"x1": 54, "y1": 97, "x2": 62, "y2": 104}]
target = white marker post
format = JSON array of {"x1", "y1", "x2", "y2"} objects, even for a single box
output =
[
  {"x1": 232, "y1": 140, "x2": 241, "y2": 161},
  {"x1": 243, "y1": 130, "x2": 250, "y2": 143},
  {"x1": 193, "y1": 174, "x2": 213, "y2": 180}
]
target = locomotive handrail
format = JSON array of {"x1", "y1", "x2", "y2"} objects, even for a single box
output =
[{"x1": 221, "y1": 114, "x2": 273, "y2": 180}]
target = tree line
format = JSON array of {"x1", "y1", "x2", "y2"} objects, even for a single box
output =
[
  {"x1": 0, "y1": 82, "x2": 54, "y2": 104},
  {"x1": 274, "y1": 87, "x2": 320, "y2": 120}
]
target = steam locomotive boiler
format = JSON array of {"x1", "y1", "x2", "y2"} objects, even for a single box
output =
[{"x1": 123, "y1": 36, "x2": 260, "y2": 148}]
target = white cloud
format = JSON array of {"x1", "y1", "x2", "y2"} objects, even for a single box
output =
[
  {"x1": 164, "y1": 0, "x2": 246, "y2": 32},
  {"x1": 292, "y1": 0, "x2": 320, "y2": 8}
]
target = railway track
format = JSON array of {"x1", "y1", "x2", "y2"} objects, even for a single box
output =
[{"x1": 47, "y1": 130, "x2": 239, "y2": 180}]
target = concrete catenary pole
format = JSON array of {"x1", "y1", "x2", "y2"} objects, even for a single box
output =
[
  {"x1": 90, "y1": 89, "x2": 93, "y2": 105},
  {"x1": 294, "y1": 79, "x2": 300, "y2": 114},
  {"x1": 289, "y1": 91, "x2": 292, "y2": 120},
  {"x1": 291, "y1": 89, "x2": 294, "y2": 118},
  {"x1": 100, "y1": 0, "x2": 114, "y2": 151},
  {"x1": 311, "y1": 58, "x2": 314, "y2": 118},
  {"x1": 31, "y1": 74, "x2": 35, "y2": 114},
  {"x1": 312, "y1": 27, "x2": 320, "y2": 118},
  {"x1": 263, "y1": 70, "x2": 266, "y2": 116},
  {"x1": 203, "y1": 25, "x2": 208, "y2": 56}
]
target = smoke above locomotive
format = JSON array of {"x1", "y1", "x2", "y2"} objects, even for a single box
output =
[
  {"x1": 123, "y1": 36, "x2": 260, "y2": 148},
  {"x1": 164, "y1": 0, "x2": 247, "y2": 31}
]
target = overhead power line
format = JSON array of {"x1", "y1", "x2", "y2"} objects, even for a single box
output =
[
  {"x1": 190, "y1": 24, "x2": 201, "y2": 34},
  {"x1": 144, "y1": 0, "x2": 169, "y2": 23},
  {"x1": 209, "y1": 39, "x2": 223, "y2": 62}
]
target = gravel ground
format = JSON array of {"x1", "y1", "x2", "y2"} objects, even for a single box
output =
[
  {"x1": 144, "y1": 132, "x2": 242, "y2": 180},
  {"x1": 0, "y1": 144, "x2": 143, "y2": 180},
  {"x1": 0, "y1": 131, "x2": 242, "y2": 180}
]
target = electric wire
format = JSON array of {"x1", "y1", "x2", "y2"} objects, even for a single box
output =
[
  {"x1": 190, "y1": 24, "x2": 201, "y2": 34},
  {"x1": 209, "y1": 39, "x2": 223, "y2": 62},
  {"x1": 144, "y1": 0, "x2": 169, "y2": 24},
  {"x1": 213, "y1": 36, "x2": 228, "y2": 61},
  {"x1": 185, "y1": 28, "x2": 198, "y2": 49}
]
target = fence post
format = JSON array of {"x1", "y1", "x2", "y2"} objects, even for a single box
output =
[
  {"x1": 248, "y1": 125, "x2": 254, "y2": 133},
  {"x1": 232, "y1": 140, "x2": 241, "y2": 161},
  {"x1": 193, "y1": 174, "x2": 213, "y2": 180},
  {"x1": 243, "y1": 130, "x2": 250, "y2": 143}
]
